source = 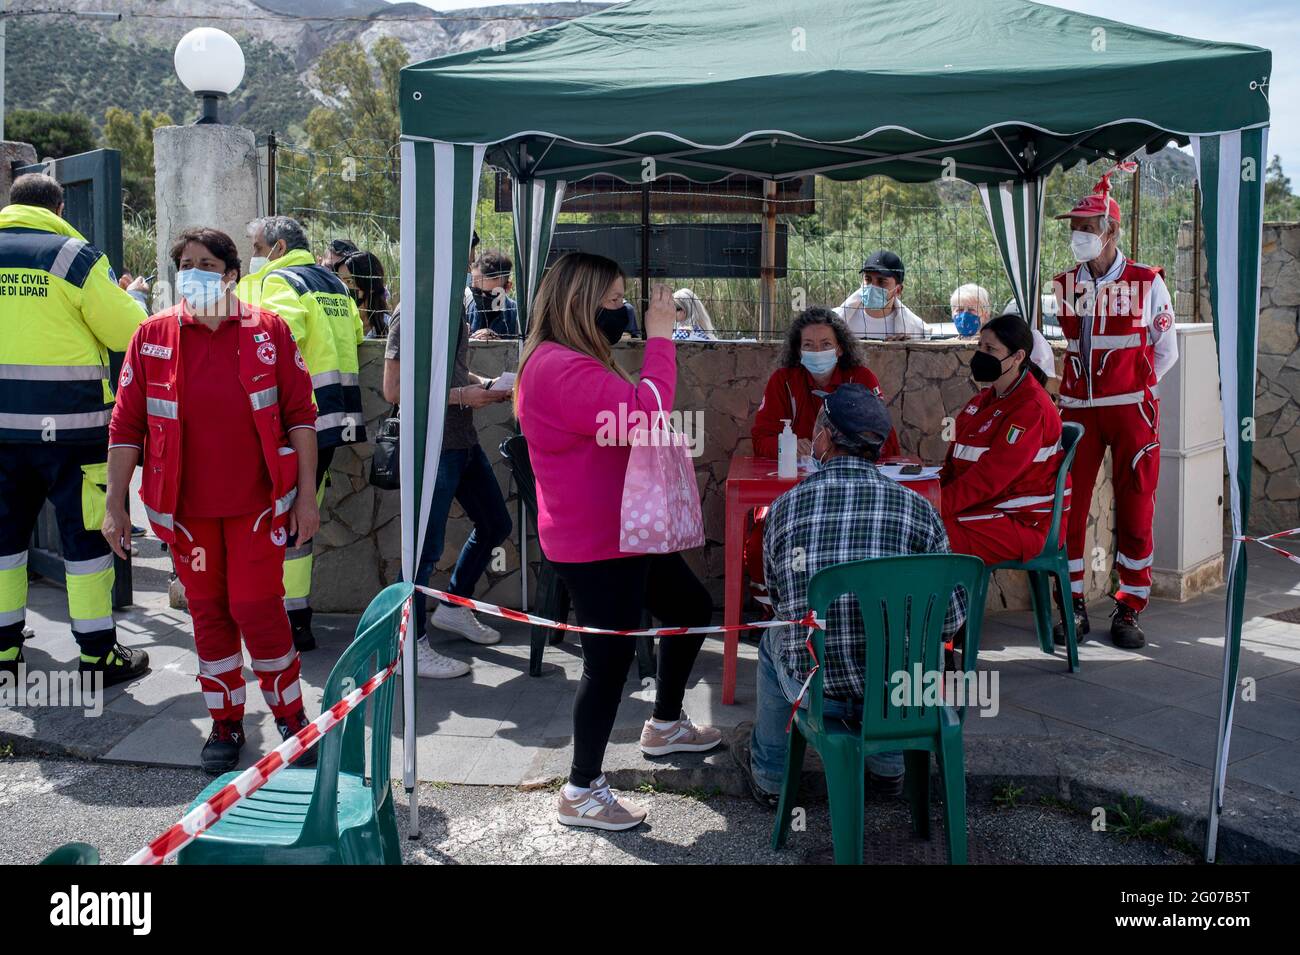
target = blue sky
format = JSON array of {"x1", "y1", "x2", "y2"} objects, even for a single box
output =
[{"x1": 398, "y1": 0, "x2": 1296, "y2": 184}]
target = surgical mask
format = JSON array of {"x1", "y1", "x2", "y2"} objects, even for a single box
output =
[
  {"x1": 249, "y1": 255, "x2": 269, "y2": 274},
  {"x1": 970, "y1": 350, "x2": 1010, "y2": 385},
  {"x1": 595, "y1": 306, "x2": 627, "y2": 345},
  {"x1": 176, "y1": 268, "x2": 227, "y2": 310},
  {"x1": 800, "y1": 349, "x2": 838, "y2": 377},
  {"x1": 1070, "y1": 229, "x2": 1105, "y2": 263},
  {"x1": 860, "y1": 283, "x2": 890, "y2": 311},
  {"x1": 953, "y1": 310, "x2": 982, "y2": 337}
]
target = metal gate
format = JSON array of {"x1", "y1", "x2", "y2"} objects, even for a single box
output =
[{"x1": 13, "y1": 148, "x2": 132, "y2": 609}]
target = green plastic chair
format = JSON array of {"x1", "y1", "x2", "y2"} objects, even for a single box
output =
[
  {"x1": 771, "y1": 553, "x2": 988, "y2": 865},
  {"x1": 177, "y1": 582, "x2": 413, "y2": 865},
  {"x1": 40, "y1": 842, "x2": 99, "y2": 865},
  {"x1": 986, "y1": 421, "x2": 1085, "y2": 672}
]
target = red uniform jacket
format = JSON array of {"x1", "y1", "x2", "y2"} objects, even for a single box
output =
[
  {"x1": 940, "y1": 372, "x2": 1067, "y2": 527},
  {"x1": 1051, "y1": 258, "x2": 1166, "y2": 412},
  {"x1": 751, "y1": 364, "x2": 901, "y2": 459},
  {"x1": 108, "y1": 302, "x2": 317, "y2": 545}
]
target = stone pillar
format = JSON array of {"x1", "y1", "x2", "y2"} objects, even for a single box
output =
[
  {"x1": 0, "y1": 140, "x2": 38, "y2": 205},
  {"x1": 152, "y1": 124, "x2": 261, "y2": 308}
]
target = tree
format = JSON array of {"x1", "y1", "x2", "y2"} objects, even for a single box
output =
[
  {"x1": 102, "y1": 107, "x2": 173, "y2": 215},
  {"x1": 5, "y1": 109, "x2": 96, "y2": 160},
  {"x1": 300, "y1": 37, "x2": 408, "y2": 232},
  {"x1": 1264, "y1": 155, "x2": 1300, "y2": 223}
]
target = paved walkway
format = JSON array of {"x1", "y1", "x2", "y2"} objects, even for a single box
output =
[{"x1": 3, "y1": 534, "x2": 1298, "y2": 861}]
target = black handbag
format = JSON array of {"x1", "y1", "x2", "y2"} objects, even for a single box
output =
[{"x1": 369, "y1": 405, "x2": 400, "y2": 490}]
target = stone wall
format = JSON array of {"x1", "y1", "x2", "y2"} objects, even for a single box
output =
[
  {"x1": 315, "y1": 337, "x2": 1120, "y2": 614},
  {"x1": 1179, "y1": 221, "x2": 1300, "y2": 536}
]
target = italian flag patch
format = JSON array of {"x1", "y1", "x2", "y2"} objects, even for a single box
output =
[{"x1": 1006, "y1": 425, "x2": 1024, "y2": 445}]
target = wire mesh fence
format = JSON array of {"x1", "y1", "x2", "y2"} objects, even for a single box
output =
[{"x1": 260, "y1": 134, "x2": 1198, "y2": 341}]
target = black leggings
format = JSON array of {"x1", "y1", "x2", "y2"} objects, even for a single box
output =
[{"x1": 552, "y1": 553, "x2": 713, "y2": 788}]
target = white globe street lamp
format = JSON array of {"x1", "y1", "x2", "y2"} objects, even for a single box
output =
[{"x1": 174, "y1": 27, "x2": 245, "y2": 125}]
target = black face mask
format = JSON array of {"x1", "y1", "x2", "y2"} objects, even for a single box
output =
[
  {"x1": 471, "y1": 287, "x2": 501, "y2": 315},
  {"x1": 595, "y1": 306, "x2": 627, "y2": 346},
  {"x1": 970, "y1": 350, "x2": 1010, "y2": 384}
]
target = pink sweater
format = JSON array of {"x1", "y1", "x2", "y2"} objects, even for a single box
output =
[{"x1": 518, "y1": 338, "x2": 677, "y2": 563}]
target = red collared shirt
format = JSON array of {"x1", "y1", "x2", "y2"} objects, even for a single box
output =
[{"x1": 177, "y1": 306, "x2": 271, "y2": 517}]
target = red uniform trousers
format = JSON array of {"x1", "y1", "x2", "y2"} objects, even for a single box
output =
[
  {"x1": 943, "y1": 512, "x2": 1046, "y2": 566},
  {"x1": 1061, "y1": 402, "x2": 1160, "y2": 612},
  {"x1": 171, "y1": 511, "x2": 303, "y2": 722}
]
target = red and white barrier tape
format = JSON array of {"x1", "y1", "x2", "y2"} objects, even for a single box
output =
[
  {"x1": 123, "y1": 598, "x2": 412, "y2": 865},
  {"x1": 414, "y1": 584, "x2": 823, "y2": 635},
  {"x1": 1236, "y1": 527, "x2": 1300, "y2": 567}
]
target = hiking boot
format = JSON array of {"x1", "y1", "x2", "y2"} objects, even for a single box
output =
[
  {"x1": 1052, "y1": 596, "x2": 1090, "y2": 647},
  {"x1": 431, "y1": 602, "x2": 500, "y2": 645},
  {"x1": 1110, "y1": 602, "x2": 1146, "y2": 649},
  {"x1": 556, "y1": 774, "x2": 647, "y2": 831},
  {"x1": 640, "y1": 710, "x2": 723, "y2": 756},
  {"x1": 201, "y1": 719, "x2": 245, "y2": 775},
  {"x1": 289, "y1": 607, "x2": 316, "y2": 652},
  {"x1": 276, "y1": 707, "x2": 318, "y2": 769},
  {"x1": 729, "y1": 724, "x2": 780, "y2": 809},
  {"x1": 79, "y1": 643, "x2": 149, "y2": 688}
]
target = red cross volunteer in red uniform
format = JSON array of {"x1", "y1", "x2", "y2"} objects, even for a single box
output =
[
  {"x1": 103, "y1": 228, "x2": 322, "y2": 775},
  {"x1": 1050, "y1": 165, "x2": 1178, "y2": 649},
  {"x1": 941, "y1": 314, "x2": 1066, "y2": 568}
]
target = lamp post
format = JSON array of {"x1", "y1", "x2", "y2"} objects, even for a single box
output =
[{"x1": 173, "y1": 27, "x2": 245, "y2": 126}]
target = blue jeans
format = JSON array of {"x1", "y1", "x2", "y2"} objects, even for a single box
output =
[
  {"x1": 409, "y1": 444, "x2": 513, "y2": 637},
  {"x1": 749, "y1": 628, "x2": 903, "y2": 795}
]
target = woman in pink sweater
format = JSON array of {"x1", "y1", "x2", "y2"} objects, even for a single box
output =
[{"x1": 516, "y1": 252, "x2": 720, "y2": 831}]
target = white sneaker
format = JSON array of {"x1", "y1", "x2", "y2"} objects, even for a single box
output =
[
  {"x1": 431, "y1": 603, "x2": 501, "y2": 645},
  {"x1": 396, "y1": 639, "x2": 471, "y2": 679}
]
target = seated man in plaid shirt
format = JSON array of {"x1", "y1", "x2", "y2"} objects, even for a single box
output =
[{"x1": 733, "y1": 383, "x2": 968, "y2": 807}]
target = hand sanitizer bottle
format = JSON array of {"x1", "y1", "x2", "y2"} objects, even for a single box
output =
[{"x1": 778, "y1": 419, "x2": 797, "y2": 478}]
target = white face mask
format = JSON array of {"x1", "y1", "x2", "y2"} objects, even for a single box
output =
[
  {"x1": 249, "y1": 255, "x2": 270, "y2": 273},
  {"x1": 1070, "y1": 229, "x2": 1105, "y2": 263}
]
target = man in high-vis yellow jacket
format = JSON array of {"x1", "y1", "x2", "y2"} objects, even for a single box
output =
[
  {"x1": 0, "y1": 173, "x2": 150, "y2": 685},
  {"x1": 237, "y1": 215, "x2": 367, "y2": 651}
]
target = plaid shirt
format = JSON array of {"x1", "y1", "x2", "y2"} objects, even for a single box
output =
[{"x1": 762, "y1": 455, "x2": 968, "y2": 701}]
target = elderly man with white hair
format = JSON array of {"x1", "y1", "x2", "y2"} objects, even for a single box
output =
[{"x1": 951, "y1": 282, "x2": 1056, "y2": 381}]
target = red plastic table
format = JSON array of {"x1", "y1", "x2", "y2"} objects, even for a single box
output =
[{"x1": 721, "y1": 452, "x2": 942, "y2": 704}]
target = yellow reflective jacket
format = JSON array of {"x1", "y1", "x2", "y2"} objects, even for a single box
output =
[
  {"x1": 0, "y1": 204, "x2": 145, "y2": 443},
  {"x1": 236, "y1": 248, "x2": 367, "y2": 448}
]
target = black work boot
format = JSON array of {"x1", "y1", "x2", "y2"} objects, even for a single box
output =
[
  {"x1": 1110, "y1": 601, "x2": 1146, "y2": 649},
  {"x1": 1053, "y1": 595, "x2": 1090, "y2": 647},
  {"x1": 0, "y1": 646, "x2": 22, "y2": 681},
  {"x1": 276, "y1": 707, "x2": 318, "y2": 769},
  {"x1": 288, "y1": 607, "x2": 317, "y2": 652},
  {"x1": 201, "y1": 719, "x2": 245, "y2": 775},
  {"x1": 79, "y1": 643, "x2": 150, "y2": 688}
]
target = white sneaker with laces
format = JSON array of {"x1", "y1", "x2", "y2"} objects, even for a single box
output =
[
  {"x1": 431, "y1": 603, "x2": 501, "y2": 645},
  {"x1": 396, "y1": 639, "x2": 471, "y2": 679}
]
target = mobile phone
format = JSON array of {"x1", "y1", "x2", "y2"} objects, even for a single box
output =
[{"x1": 900, "y1": 464, "x2": 923, "y2": 475}]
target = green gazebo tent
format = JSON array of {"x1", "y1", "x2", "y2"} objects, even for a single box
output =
[{"x1": 396, "y1": 0, "x2": 1270, "y2": 859}]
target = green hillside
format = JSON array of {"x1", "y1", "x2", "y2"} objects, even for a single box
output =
[{"x1": 6, "y1": 19, "x2": 312, "y2": 137}]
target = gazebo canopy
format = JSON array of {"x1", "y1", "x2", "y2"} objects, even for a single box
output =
[
  {"x1": 395, "y1": 0, "x2": 1271, "y2": 862},
  {"x1": 399, "y1": 0, "x2": 1269, "y2": 185}
]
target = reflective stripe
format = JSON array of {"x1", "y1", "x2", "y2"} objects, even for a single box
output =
[
  {"x1": 202, "y1": 685, "x2": 246, "y2": 709},
  {"x1": 64, "y1": 555, "x2": 114, "y2": 576},
  {"x1": 1116, "y1": 551, "x2": 1154, "y2": 571},
  {"x1": 0, "y1": 410, "x2": 110, "y2": 430},
  {"x1": 275, "y1": 487, "x2": 298, "y2": 516},
  {"x1": 284, "y1": 596, "x2": 310, "y2": 610},
  {"x1": 1070, "y1": 580, "x2": 1084, "y2": 594},
  {"x1": 0, "y1": 608, "x2": 25, "y2": 626},
  {"x1": 312, "y1": 370, "x2": 359, "y2": 387},
  {"x1": 49, "y1": 237, "x2": 86, "y2": 280},
  {"x1": 284, "y1": 544, "x2": 313, "y2": 561},
  {"x1": 70, "y1": 615, "x2": 114, "y2": 633},
  {"x1": 199, "y1": 651, "x2": 244, "y2": 676},
  {"x1": 956, "y1": 513, "x2": 1004, "y2": 522},
  {"x1": 1068, "y1": 559, "x2": 1085, "y2": 572},
  {"x1": 249, "y1": 386, "x2": 279, "y2": 411},
  {"x1": 1118, "y1": 585, "x2": 1151, "y2": 599},
  {"x1": 278, "y1": 680, "x2": 302, "y2": 706},
  {"x1": 315, "y1": 412, "x2": 354, "y2": 431},
  {"x1": 1090, "y1": 334, "x2": 1142, "y2": 350},
  {"x1": 250, "y1": 650, "x2": 298, "y2": 672},
  {"x1": 278, "y1": 446, "x2": 295, "y2": 455},
  {"x1": 1131, "y1": 441, "x2": 1159, "y2": 471},
  {"x1": 0, "y1": 364, "x2": 107, "y2": 381},
  {"x1": 996, "y1": 493, "x2": 1056, "y2": 510},
  {"x1": 952, "y1": 443, "x2": 988, "y2": 462},
  {"x1": 0, "y1": 552, "x2": 28, "y2": 571},
  {"x1": 144, "y1": 505, "x2": 173, "y2": 529},
  {"x1": 1032, "y1": 440, "x2": 1061, "y2": 462},
  {"x1": 1058, "y1": 391, "x2": 1144, "y2": 409},
  {"x1": 172, "y1": 520, "x2": 194, "y2": 542},
  {"x1": 146, "y1": 397, "x2": 178, "y2": 419}
]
